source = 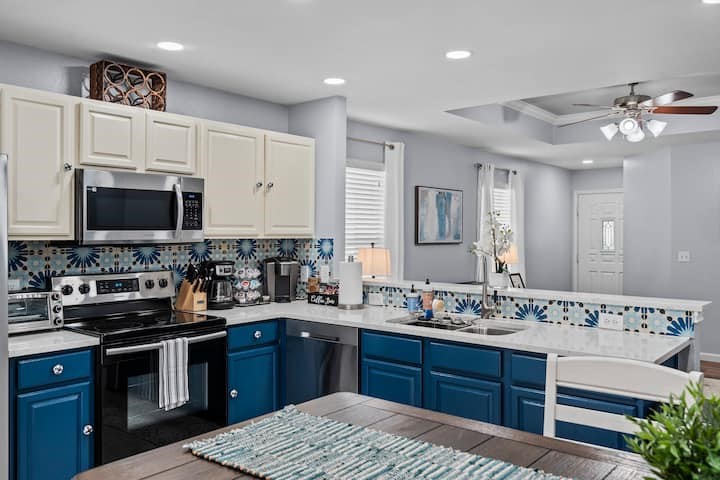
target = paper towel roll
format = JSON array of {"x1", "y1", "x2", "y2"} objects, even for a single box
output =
[{"x1": 338, "y1": 261, "x2": 363, "y2": 308}]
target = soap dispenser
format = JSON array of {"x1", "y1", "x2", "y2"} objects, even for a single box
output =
[{"x1": 422, "y1": 279, "x2": 434, "y2": 319}]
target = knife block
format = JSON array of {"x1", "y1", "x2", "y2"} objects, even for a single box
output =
[{"x1": 175, "y1": 280, "x2": 207, "y2": 312}]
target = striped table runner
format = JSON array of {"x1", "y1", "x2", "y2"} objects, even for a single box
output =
[{"x1": 184, "y1": 406, "x2": 572, "y2": 479}]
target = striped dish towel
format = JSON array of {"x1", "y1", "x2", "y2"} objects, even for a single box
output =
[{"x1": 159, "y1": 337, "x2": 189, "y2": 411}]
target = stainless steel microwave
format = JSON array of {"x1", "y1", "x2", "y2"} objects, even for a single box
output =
[{"x1": 75, "y1": 169, "x2": 204, "y2": 244}]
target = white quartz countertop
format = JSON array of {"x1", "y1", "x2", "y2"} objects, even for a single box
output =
[
  {"x1": 201, "y1": 302, "x2": 690, "y2": 364},
  {"x1": 8, "y1": 330, "x2": 100, "y2": 358}
]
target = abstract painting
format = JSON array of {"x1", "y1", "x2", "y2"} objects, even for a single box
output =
[{"x1": 415, "y1": 186, "x2": 463, "y2": 244}]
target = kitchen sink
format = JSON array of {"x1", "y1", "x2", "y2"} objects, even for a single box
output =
[
  {"x1": 405, "y1": 320, "x2": 467, "y2": 331},
  {"x1": 456, "y1": 325, "x2": 524, "y2": 335}
]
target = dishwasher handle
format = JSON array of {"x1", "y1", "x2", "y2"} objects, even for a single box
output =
[{"x1": 299, "y1": 331, "x2": 341, "y2": 343}]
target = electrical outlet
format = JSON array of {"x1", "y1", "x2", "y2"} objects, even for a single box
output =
[
  {"x1": 677, "y1": 251, "x2": 690, "y2": 263},
  {"x1": 7, "y1": 278, "x2": 20, "y2": 291},
  {"x1": 598, "y1": 312, "x2": 623, "y2": 331},
  {"x1": 368, "y1": 292, "x2": 384, "y2": 306}
]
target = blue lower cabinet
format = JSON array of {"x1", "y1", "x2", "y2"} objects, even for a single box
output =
[
  {"x1": 508, "y1": 386, "x2": 545, "y2": 434},
  {"x1": 16, "y1": 381, "x2": 94, "y2": 480},
  {"x1": 427, "y1": 371, "x2": 501, "y2": 424},
  {"x1": 361, "y1": 358, "x2": 422, "y2": 407},
  {"x1": 227, "y1": 345, "x2": 280, "y2": 424}
]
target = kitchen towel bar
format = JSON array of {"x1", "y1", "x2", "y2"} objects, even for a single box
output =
[{"x1": 105, "y1": 331, "x2": 227, "y2": 357}]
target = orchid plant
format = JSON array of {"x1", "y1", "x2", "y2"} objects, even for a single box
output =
[{"x1": 470, "y1": 210, "x2": 514, "y2": 274}]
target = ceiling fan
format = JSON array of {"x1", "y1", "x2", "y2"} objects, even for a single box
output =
[{"x1": 560, "y1": 82, "x2": 719, "y2": 142}]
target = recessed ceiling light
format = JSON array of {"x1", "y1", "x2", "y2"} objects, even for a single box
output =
[
  {"x1": 582, "y1": 159, "x2": 594, "y2": 165},
  {"x1": 323, "y1": 77, "x2": 346, "y2": 85},
  {"x1": 157, "y1": 41, "x2": 184, "y2": 51},
  {"x1": 445, "y1": 50, "x2": 472, "y2": 60}
]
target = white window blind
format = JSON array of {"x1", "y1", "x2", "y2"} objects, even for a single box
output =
[
  {"x1": 493, "y1": 186, "x2": 512, "y2": 227},
  {"x1": 345, "y1": 166, "x2": 386, "y2": 259}
]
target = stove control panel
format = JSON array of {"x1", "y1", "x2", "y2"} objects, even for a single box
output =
[{"x1": 52, "y1": 271, "x2": 175, "y2": 307}]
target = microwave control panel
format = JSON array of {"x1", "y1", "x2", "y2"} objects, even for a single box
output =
[{"x1": 182, "y1": 192, "x2": 203, "y2": 230}]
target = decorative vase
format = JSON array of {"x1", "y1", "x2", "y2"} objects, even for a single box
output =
[{"x1": 488, "y1": 272, "x2": 508, "y2": 288}]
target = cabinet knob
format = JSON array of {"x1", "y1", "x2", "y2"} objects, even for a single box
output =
[
  {"x1": 63, "y1": 163, "x2": 73, "y2": 172},
  {"x1": 82, "y1": 425, "x2": 94, "y2": 436},
  {"x1": 229, "y1": 389, "x2": 238, "y2": 399},
  {"x1": 253, "y1": 330, "x2": 262, "y2": 339},
  {"x1": 256, "y1": 182, "x2": 263, "y2": 188},
  {"x1": 52, "y1": 364, "x2": 64, "y2": 375},
  {"x1": 266, "y1": 182, "x2": 274, "y2": 190}
]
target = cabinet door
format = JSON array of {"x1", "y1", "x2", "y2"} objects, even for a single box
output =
[
  {"x1": 264, "y1": 133, "x2": 315, "y2": 237},
  {"x1": 227, "y1": 345, "x2": 279, "y2": 424},
  {"x1": 509, "y1": 386, "x2": 545, "y2": 434},
  {"x1": 427, "y1": 371, "x2": 501, "y2": 424},
  {"x1": 361, "y1": 358, "x2": 422, "y2": 407},
  {"x1": 201, "y1": 122, "x2": 265, "y2": 238},
  {"x1": 16, "y1": 381, "x2": 93, "y2": 480},
  {"x1": 145, "y1": 111, "x2": 198, "y2": 175},
  {"x1": 79, "y1": 100, "x2": 145, "y2": 169},
  {"x1": 1, "y1": 87, "x2": 75, "y2": 239}
]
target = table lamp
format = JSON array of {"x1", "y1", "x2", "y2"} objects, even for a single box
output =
[{"x1": 357, "y1": 243, "x2": 391, "y2": 279}]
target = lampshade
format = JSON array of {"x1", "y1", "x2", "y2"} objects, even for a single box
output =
[
  {"x1": 618, "y1": 117, "x2": 639, "y2": 136},
  {"x1": 499, "y1": 244, "x2": 519, "y2": 265},
  {"x1": 600, "y1": 123, "x2": 619, "y2": 141},
  {"x1": 357, "y1": 245, "x2": 391, "y2": 278},
  {"x1": 646, "y1": 119, "x2": 667, "y2": 138},
  {"x1": 626, "y1": 129, "x2": 645, "y2": 143}
]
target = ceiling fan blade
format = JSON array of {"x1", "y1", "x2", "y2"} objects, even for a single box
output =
[
  {"x1": 641, "y1": 90, "x2": 694, "y2": 107},
  {"x1": 572, "y1": 103, "x2": 616, "y2": 109},
  {"x1": 651, "y1": 106, "x2": 718, "y2": 115},
  {"x1": 558, "y1": 112, "x2": 620, "y2": 127}
]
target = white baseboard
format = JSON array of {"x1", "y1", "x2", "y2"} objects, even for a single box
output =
[{"x1": 700, "y1": 352, "x2": 720, "y2": 363}]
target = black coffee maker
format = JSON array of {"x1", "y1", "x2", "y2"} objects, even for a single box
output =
[
  {"x1": 262, "y1": 257, "x2": 299, "y2": 303},
  {"x1": 206, "y1": 260, "x2": 235, "y2": 309}
]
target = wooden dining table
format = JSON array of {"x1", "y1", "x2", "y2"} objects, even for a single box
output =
[{"x1": 75, "y1": 393, "x2": 653, "y2": 480}]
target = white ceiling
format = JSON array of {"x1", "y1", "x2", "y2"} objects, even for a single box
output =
[{"x1": 1, "y1": 0, "x2": 720, "y2": 169}]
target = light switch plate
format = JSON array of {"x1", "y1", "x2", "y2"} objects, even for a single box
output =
[
  {"x1": 677, "y1": 251, "x2": 690, "y2": 263},
  {"x1": 368, "y1": 292, "x2": 384, "y2": 306},
  {"x1": 598, "y1": 312, "x2": 623, "y2": 331}
]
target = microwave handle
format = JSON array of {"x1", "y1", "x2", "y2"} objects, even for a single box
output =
[{"x1": 173, "y1": 183, "x2": 184, "y2": 238}]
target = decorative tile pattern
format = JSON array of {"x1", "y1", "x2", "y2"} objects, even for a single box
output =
[
  {"x1": 361, "y1": 284, "x2": 698, "y2": 337},
  {"x1": 7, "y1": 238, "x2": 333, "y2": 300}
]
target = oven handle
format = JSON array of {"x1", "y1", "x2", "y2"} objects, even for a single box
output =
[
  {"x1": 104, "y1": 330, "x2": 226, "y2": 357},
  {"x1": 173, "y1": 183, "x2": 184, "y2": 239}
]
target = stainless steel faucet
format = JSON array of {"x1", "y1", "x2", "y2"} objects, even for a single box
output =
[{"x1": 480, "y1": 255, "x2": 495, "y2": 319}]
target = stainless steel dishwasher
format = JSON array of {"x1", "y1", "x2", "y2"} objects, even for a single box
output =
[{"x1": 285, "y1": 320, "x2": 358, "y2": 405}]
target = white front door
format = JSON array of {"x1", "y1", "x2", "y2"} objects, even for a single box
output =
[{"x1": 577, "y1": 192, "x2": 623, "y2": 294}]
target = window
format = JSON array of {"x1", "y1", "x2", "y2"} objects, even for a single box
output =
[
  {"x1": 493, "y1": 186, "x2": 512, "y2": 227},
  {"x1": 345, "y1": 163, "x2": 386, "y2": 260}
]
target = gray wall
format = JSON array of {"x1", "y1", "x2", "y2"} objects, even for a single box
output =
[
  {"x1": 289, "y1": 97, "x2": 348, "y2": 270},
  {"x1": 570, "y1": 167, "x2": 623, "y2": 192},
  {"x1": 347, "y1": 120, "x2": 573, "y2": 289},
  {"x1": 0, "y1": 40, "x2": 289, "y2": 132}
]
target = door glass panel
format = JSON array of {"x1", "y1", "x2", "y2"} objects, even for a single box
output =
[
  {"x1": 86, "y1": 187, "x2": 176, "y2": 230},
  {"x1": 601, "y1": 220, "x2": 615, "y2": 251}
]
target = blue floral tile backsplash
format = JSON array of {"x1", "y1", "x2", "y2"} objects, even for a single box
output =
[
  {"x1": 362, "y1": 284, "x2": 695, "y2": 338},
  {"x1": 8, "y1": 238, "x2": 334, "y2": 298}
]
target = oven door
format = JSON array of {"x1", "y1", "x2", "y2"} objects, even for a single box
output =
[
  {"x1": 98, "y1": 330, "x2": 227, "y2": 465},
  {"x1": 76, "y1": 168, "x2": 204, "y2": 244}
]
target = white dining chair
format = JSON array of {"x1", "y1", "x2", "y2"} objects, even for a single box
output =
[{"x1": 543, "y1": 354, "x2": 704, "y2": 441}]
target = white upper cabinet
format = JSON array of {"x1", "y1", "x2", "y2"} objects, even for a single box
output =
[
  {"x1": 201, "y1": 121, "x2": 265, "y2": 238},
  {"x1": 1, "y1": 86, "x2": 76, "y2": 239},
  {"x1": 145, "y1": 111, "x2": 198, "y2": 175},
  {"x1": 264, "y1": 132, "x2": 315, "y2": 237},
  {"x1": 79, "y1": 100, "x2": 145, "y2": 170}
]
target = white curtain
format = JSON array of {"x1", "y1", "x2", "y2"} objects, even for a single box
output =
[
  {"x1": 384, "y1": 142, "x2": 404, "y2": 280},
  {"x1": 509, "y1": 171, "x2": 526, "y2": 282},
  {"x1": 476, "y1": 164, "x2": 494, "y2": 282}
]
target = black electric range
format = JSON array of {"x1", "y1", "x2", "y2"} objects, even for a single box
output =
[{"x1": 51, "y1": 271, "x2": 228, "y2": 465}]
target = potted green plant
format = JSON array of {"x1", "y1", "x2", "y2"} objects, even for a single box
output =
[
  {"x1": 626, "y1": 382, "x2": 720, "y2": 479},
  {"x1": 470, "y1": 210, "x2": 513, "y2": 287}
]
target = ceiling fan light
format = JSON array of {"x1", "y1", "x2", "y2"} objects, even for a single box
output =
[
  {"x1": 600, "y1": 123, "x2": 619, "y2": 141},
  {"x1": 618, "y1": 117, "x2": 640, "y2": 135},
  {"x1": 626, "y1": 129, "x2": 646, "y2": 143},
  {"x1": 647, "y1": 119, "x2": 668, "y2": 138}
]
